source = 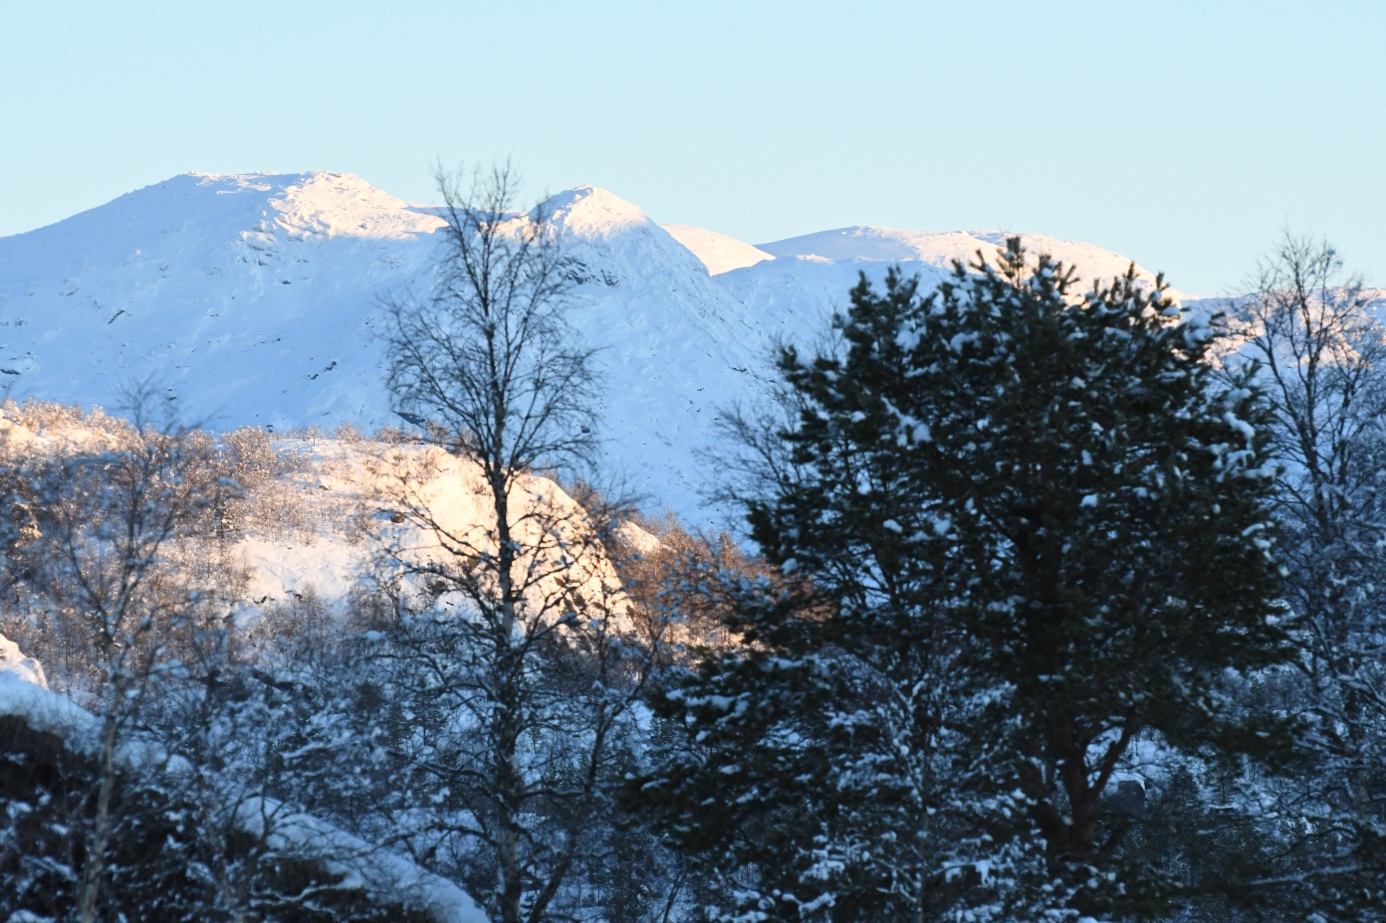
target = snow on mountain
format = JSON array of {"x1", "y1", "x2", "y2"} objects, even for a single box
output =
[
  {"x1": 0, "y1": 171, "x2": 441, "y2": 429},
  {"x1": 661, "y1": 225, "x2": 775, "y2": 275},
  {"x1": 0, "y1": 404, "x2": 647, "y2": 634},
  {"x1": 757, "y1": 226, "x2": 1184, "y2": 298},
  {"x1": 0, "y1": 174, "x2": 759, "y2": 525},
  {"x1": 759, "y1": 226, "x2": 989, "y2": 266},
  {"x1": 234, "y1": 435, "x2": 637, "y2": 620},
  {"x1": 0, "y1": 172, "x2": 1179, "y2": 527},
  {"x1": 521, "y1": 186, "x2": 766, "y2": 522}
]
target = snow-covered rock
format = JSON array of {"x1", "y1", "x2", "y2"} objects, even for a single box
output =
[
  {"x1": 0, "y1": 629, "x2": 485, "y2": 923},
  {"x1": 0, "y1": 633, "x2": 96, "y2": 748},
  {"x1": 236, "y1": 796, "x2": 488, "y2": 923}
]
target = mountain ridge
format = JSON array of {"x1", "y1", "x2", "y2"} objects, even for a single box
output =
[{"x1": 0, "y1": 171, "x2": 1185, "y2": 526}]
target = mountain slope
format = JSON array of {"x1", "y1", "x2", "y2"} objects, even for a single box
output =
[{"x1": 0, "y1": 172, "x2": 441, "y2": 426}]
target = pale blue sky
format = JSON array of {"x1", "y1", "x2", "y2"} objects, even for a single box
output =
[{"x1": 2, "y1": 1, "x2": 1381, "y2": 295}]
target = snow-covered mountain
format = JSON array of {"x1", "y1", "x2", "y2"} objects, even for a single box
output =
[
  {"x1": 0, "y1": 172, "x2": 1174, "y2": 527},
  {"x1": 754, "y1": 226, "x2": 1173, "y2": 289}
]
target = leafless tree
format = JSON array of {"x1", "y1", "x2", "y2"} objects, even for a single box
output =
[
  {"x1": 383, "y1": 161, "x2": 601, "y2": 498},
  {"x1": 1232, "y1": 231, "x2": 1386, "y2": 909},
  {"x1": 0, "y1": 391, "x2": 241, "y2": 922},
  {"x1": 379, "y1": 163, "x2": 661, "y2": 923}
]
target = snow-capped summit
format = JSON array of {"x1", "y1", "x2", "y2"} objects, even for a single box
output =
[
  {"x1": 234, "y1": 171, "x2": 444, "y2": 240},
  {"x1": 542, "y1": 185, "x2": 655, "y2": 240},
  {"x1": 3, "y1": 172, "x2": 439, "y2": 264},
  {"x1": 758, "y1": 226, "x2": 985, "y2": 265},
  {"x1": 540, "y1": 186, "x2": 716, "y2": 289}
]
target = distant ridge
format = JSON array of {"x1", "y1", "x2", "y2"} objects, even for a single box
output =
[{"x1": 756, "y1": 225, "x2": 1184, "y2": 299}]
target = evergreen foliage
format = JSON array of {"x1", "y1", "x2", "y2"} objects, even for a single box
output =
[{"x1": 643, "y1": 241, "x2": 1295, "y2": 922}]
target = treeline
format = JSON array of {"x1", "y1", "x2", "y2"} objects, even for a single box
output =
[{"x1": 1, "y1": 162, "x2": 1384, "y2": 923}]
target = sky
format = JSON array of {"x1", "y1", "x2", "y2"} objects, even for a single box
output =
[{"x1": 2, "y1": 1, "x2": 1382, "y2": 296}]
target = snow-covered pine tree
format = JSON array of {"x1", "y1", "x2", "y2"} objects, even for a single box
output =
[{"x1": 644, "y1": 240, "x2": 1295, "y2": 922}]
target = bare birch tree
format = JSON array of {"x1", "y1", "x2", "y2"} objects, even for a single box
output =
[
  {"x1": 1233, "y1": 232, "x2": 1386, "y2": 915},
  {"x1": 379, "y1": 163, "x2": 659, "y2": 923}
]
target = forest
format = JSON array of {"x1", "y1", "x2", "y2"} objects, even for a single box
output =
[{"x1": 1, "y1": 170, "x2": 1384, "y2": 923}]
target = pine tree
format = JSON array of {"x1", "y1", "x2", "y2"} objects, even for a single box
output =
[{"x1": 644, "y1": 241, "x2": 1294, "y2": 922}]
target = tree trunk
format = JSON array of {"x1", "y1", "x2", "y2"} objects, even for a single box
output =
[
  {"x1": 491, "y1": 468, "x2": 524, "y2": 923},
  {"x1": 77, "y1": 709, "x2": 120, "y2": 923}
]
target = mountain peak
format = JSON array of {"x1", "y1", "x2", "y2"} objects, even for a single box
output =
[
  {"x1": 185, "y1": 171, "x2": 443, "y2": 241},
  {"x1": 0, "y1": 171, "x2": 1196, "y2": 524},
  {"x1": 539, "y1": 185, "x2": 654, "y2": 240}
]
